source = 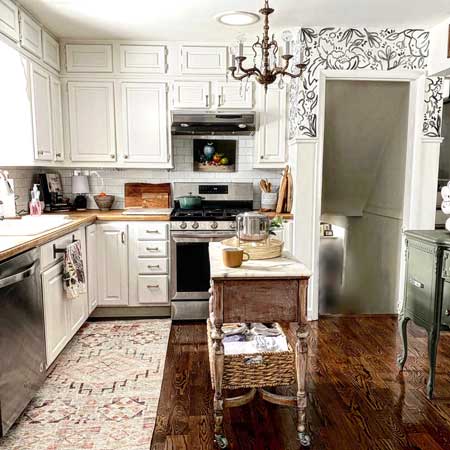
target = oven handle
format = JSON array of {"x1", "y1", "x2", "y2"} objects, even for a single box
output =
[{"x1": 171, "y1": 232, "x2": 236, "y2": 241}]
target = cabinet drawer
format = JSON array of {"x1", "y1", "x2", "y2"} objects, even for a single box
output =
[
  {"x1": 137, "y1": 258, "x2": 168, "y2": 274},
  {"x1": 40, "y1": 229, "x2": 83, "y2": 271},
  {"x1": 134, "y1": 222, "x2": 168, "y2": 240},
  {"x1": 405, "y1": 242, "x2": 436, "y2": 325},
  {"x1": 137, "y1": 275, "x2": 168, "y2": 304},
  {"x1": 137, "y1": 241, "x2": 167, "y2": 257}
]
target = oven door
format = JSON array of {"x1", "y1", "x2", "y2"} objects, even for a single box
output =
[{"x1": 170, "y1": 231, "x2": 235, "y2": 302}]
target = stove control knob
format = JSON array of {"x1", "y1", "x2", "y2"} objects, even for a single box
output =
[
  {"x1": 192, "y1": 221, "x2": 199, "y2": 230},
  {"x1": 180, "y1": 222, "x2": 187, "y2": 230},
  {"x1": 211, "y1": 221, "x2": 218, "y2": 230},
  {"x1": 229, "y1": 222, "x2": 236, "y2": 230}
]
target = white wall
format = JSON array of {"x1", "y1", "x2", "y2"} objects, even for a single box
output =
[
  {"x1": 0, "y1": 40, "x2": 35, "y2": 166},
  {"x1": 429, "y1": 19, "x2": 450, "y2": 77}
]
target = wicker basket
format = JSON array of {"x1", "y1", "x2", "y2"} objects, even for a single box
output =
[
  {"x1": 207, "y1": 320, "x2": 295, "y2": 390},
  {"x1": 221, "y1": 237, "x2": 284, "y2": 260},
  {"x1": 94, "y1": 194, "x2": 115, "y2": 211}
]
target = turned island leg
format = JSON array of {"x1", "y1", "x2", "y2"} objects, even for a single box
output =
[
  {"x1": 296, "y1": 280, "x2": 311, "y2": 447},
  {"x1": 210, "y1": 282, "x2": 228, "y2": 449}
]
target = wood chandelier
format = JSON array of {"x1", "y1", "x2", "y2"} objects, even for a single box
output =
[{"x1": 228, "y1": 0, "x2": 307, "y2": 90}]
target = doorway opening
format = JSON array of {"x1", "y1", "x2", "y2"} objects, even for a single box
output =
[{"x1": 318, "y1": 80, "x2": 410, "y2": 315}]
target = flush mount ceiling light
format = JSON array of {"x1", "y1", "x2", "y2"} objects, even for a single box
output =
[{"x1": 215, "y1": 11, "x2": 260, "y2": 26}]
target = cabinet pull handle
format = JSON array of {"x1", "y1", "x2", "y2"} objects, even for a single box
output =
[
  {"x1": 146, "y1": 247, "x2": 159, "y2": 251},
  {"x1": 121, "y1": 232, "x2": 126, "y2": 244},
  {"x1": 445, "y1": 309, "x2": 450, "y2": 317},
  {"x1": 205, "y1": 94, "x2": 209, "y2": 108},
  {"x1": 146, "y1": 230, "x2": 159, "y2": 234},
  {"x1": 218, "y1": 94, "x2": 222, "y2": 106},
  {"x1": 147, "y1": 284, "x2": 159, "y2": 289},
  {"x1": 56, "y1": 153, "x2": 62, "y2": 157},
  {"x1": 147, "y1": 264, "x2": 160, "y2": 269},
  {"x1": 124, "y1": 154, "x2": 129, "y2": 159},
  {"x1": 409, "y1": 278, "x2": 424, "y2": 289}
]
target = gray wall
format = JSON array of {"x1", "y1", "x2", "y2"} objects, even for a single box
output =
[{"x1": 321, "y1": 80, "x2": 410, "y2": 314}]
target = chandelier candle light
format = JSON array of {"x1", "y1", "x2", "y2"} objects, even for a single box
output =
[{"x1": 228, "y1": 0, "x2": 307, "y2": 90}]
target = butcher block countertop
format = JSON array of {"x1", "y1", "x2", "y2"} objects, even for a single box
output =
[
  {"x1": 209, "y1": 242, "x2": 311, "y2": 280},
  {"x1": 0, "y1": 210, "x2": 171, "y2": 263}
]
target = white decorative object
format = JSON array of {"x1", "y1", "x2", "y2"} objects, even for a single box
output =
[{"x1": 441, "y1": 182, "x2": 450, "y2": 232}]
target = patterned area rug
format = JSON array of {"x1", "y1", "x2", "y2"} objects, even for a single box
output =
[{"x1": 0, "y1": 319, "x2": 171, "y2": 450}]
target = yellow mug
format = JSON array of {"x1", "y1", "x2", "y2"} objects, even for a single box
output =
[{"x1": 222, "y1": 247, "x2": 250, "y2": 268}]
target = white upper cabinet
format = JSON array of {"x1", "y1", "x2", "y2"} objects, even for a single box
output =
[
  {"x1": 30, "y1": 63, "x2": 53, "y2": 161},
  {"x1": 172, "y1": 81, "x2": 210, "y2": 109},
  {"x1": 180, "y1": 45, "x2": 227, "y2": 74},
  {"x1": 0, "y1": 0, "x2": 19, "y2": 42},
  {"x1": 68, "y1": 81, "x2": 116, "y2": 162},
  {"x1": 120, "y1": 82, "x2": 169, "y2": 163},
  {"x1": 216, "y1": 81, "x2": 253, "y2": 109},
  {"x1": 255, "y1": 84, "x2": 288, "y2": 167},
  {"x1": 42, "y1": 31, "x2": 60, "y2": 71},
  {"x1": 19, "y1": 10, "x2": 42, "y2": 58},
  {"x1": 66, "y1": 44, "x2": 113, "y2": 72},
  {"x1": 50, "y1": 76, "x2": 64, "y2": 161},
  {"x1": 120, "y1": 44, "x2": 166, "y2": 73}
]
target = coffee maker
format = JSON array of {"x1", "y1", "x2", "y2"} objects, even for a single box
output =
[{"x1": 39, "y1": 173, "x2": 71, "y2": 212}]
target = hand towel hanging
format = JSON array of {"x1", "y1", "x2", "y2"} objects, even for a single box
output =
[{"x1": 63, "y1": 240, "x2": 86, "y2": 299}]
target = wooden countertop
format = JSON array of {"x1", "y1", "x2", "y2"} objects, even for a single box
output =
[
  {"x1": 260, "y1": 211, "x2": 294, "y2": 220},
  {"x1": 50, "y1": 209, "x2": 172, "y2": 221},
  {"x1": 209, "y1": 242, "x2": 311, "y2": 280}
]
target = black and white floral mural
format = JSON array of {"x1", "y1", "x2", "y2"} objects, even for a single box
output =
[{"x1": 288, "y1": 27, "x2": 443, "y2": 138}]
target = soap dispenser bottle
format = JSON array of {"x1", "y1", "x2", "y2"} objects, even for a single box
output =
[{"x1": 29, "y1": 184, "x2": 42, "y2": 216}]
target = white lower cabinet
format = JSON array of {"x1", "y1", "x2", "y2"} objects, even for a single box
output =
[
  {"x1": 129, "y1": 222, "x2": 170, "y2": 306},
  {"x1": 86, "y1": 224, "x2": 98, "y2": 313},
  {"x1": 41, "y1": 228, "x2": 88, "y2": 367},
  {"x1": 97, "y1": 222, "x2": 129, "y2": 306}
]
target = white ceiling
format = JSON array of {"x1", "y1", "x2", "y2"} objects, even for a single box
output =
[{"x1": 19, "y1": 0, "x2": 450, "y2": 41}]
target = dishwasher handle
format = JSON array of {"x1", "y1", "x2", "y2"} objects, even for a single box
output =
[{"x1": 0, "y1": 261, "x2": 37, "y2": 289}]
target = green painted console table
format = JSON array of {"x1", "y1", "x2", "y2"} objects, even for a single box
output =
[{"x1": 398, "y1": 230, "x2": 450, "y2": 399}]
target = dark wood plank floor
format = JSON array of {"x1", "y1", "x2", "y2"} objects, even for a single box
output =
[{"x1": 151, "y1": 317, "x2": 450, "y2": 450}]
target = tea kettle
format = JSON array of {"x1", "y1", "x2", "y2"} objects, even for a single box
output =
[{"x1": 236, "y1": 212, "x2": 270, "y2": 242}]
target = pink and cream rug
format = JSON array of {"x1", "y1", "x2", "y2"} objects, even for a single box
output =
[{"x1": 0, "y1": 319, "x2": 171, "y2": 450}]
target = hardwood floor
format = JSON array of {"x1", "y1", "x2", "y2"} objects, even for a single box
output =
[{"x1": 151, "y1": 317, "x2": 450, "y2": 450}]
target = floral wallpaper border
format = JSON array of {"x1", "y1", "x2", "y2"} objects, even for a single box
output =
[{"x1": 288, "y1": 27, "x2": 443, "y2": 138}]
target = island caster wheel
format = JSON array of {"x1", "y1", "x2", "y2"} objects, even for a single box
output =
[
  {"x1": 298, "y1": 431, "x2": 311, "y2": 447},
  {"x1": 215, "y1": 434, "x2": 229, "y2": 449}
]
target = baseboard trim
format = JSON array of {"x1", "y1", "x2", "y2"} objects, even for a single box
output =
[{"x1": 90, "y1": 306, "x2": 171, "y2": 319}]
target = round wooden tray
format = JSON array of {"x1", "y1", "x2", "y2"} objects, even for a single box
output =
[{"x1": 221, "y1": 237, "x2": 284, "y2": 260}]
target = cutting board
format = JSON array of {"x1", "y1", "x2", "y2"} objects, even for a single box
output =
[
  {"x1": 276, "y1": 167, "x2": 288, "y2": 214},
  {"x1": 286, "y1": 167, "x2": 293, "y2": 213},
  {"x1": 124, "y1": 183, "x2": 171, "y2": 209}
]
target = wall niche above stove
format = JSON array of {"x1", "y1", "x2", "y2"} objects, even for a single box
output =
[{"x1": 193, "y1": 139, "x2": 236, "y2": 173}]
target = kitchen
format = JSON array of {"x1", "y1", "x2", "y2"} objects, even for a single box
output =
[{"x1": 1, "y1": 0, "x2": 450, "y2": 449}]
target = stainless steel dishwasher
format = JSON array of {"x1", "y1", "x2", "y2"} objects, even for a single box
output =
[{"x1": 0, "y1": 248, "x2": 46, "y2": 436}]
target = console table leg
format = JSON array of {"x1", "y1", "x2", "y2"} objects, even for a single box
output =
[
  {"x1": 397, "y1": 315, "x2": 410, "y2": 370},
  {"x1": 427, "y1": 327, "x2": 439, "y2": 400},
  {"x1": 296, "y1": 324, "x2": 311, "y2": 447}
]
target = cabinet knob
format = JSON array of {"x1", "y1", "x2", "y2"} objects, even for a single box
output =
[
  {"x1": 56, "y1": 153, "x2": 62, "y2": 157},
  {"x1": 147, "y1": 264, "x2": 160, "y2": 269},
  {"x1": 260, "y1": 155, "x2": 264, "y2": 159},
  {"x1": 124, "y1": 154, "x2": 128, "y2": 159},
  {"x1": 110, "y1": 154, "x2": 115, "y2": 159}
]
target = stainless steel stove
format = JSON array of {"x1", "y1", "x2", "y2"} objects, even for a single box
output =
[{"x1": 170, "y1": 182, "x2": 253, "y2": 320}]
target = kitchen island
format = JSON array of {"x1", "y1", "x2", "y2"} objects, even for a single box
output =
[{"x1": 208, "y1": 242, "x2": 312, "y2": 448}]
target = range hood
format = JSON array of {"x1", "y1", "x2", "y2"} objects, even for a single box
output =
[{"x1": 171, "y1": 112, "x2": 256, "y2": 136}]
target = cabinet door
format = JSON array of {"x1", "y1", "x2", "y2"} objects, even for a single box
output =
[
  {"x1": 216, "y1": 81, "x2": 253, "y2": 109},
  {"x1": 0, "y1": 0, "x2": 19, "y2": 42},
  {"x1": 181, "y1": 45, "x2": 227, "y2": 74},
  {"x1": 30, "y1": 63, "x2": 53, "y2": 161},
  {"x1": 172, "y1": 81, "x2": 210, "y2": 109},
  {"x1": 67, "y1": 230, "x2": 88, "y2": 334},
  {"x1": 97, "y1": 223, "x2": 129, "y2": 306},
  {"x1": 42, "y1": 262, "x2": 68, "y2": 367},
  {"x1": 68, "y1": 81, "x2": 116, "y2": 162},
  {"x1": 86, "y1": 224, "x2": 98, "y2": 313},
  {"x1": 42, "y1": 31, "x2": 60, "y2": 71},
  {"x1": 120, "y1": 45, "x2": 166, "y2": 73},
  {"x1": 66, "y1": 44, "x2": 113, "y2": 73},
  {"x1": 50, "y1": 76, "x2": 64, "y2": 161},
  {"x1": 121, "y1": 82, "x2": 169, "y2": 163},
  {"x1": 19, "y1": 10, "x2": 42, "y2": 58},
  {"x1": 255, "y1": 84, "x2": 287, "y2": 167}
]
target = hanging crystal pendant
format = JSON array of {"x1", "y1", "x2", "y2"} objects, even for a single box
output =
[{"x1": 278, "y1": 76, "x2": 285, "y2": 89}]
